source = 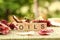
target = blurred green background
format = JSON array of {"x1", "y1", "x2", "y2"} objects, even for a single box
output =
[{"x1": 0, "y1": 0, "x2": 60, "y2": 21}]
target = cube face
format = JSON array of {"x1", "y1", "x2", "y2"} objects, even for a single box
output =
[
  {"x1": 17, "y1": 23, "x2": 47, "y2": 31},
  {"x1": 17, "y1": 23, "x2": 26, "y2": 31}
]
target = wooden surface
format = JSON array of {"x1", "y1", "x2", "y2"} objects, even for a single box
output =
[{"x1": 0, "y1": 27, "x2": 60, "y2": 40}]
